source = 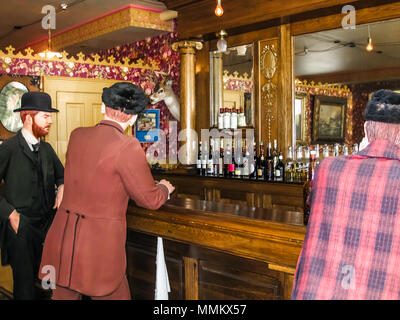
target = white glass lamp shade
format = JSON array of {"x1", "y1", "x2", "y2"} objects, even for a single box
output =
[{"x1": 217, "y1": 38, "x2": 227, "y2": 52}]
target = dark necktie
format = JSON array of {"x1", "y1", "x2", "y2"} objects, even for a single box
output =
[{"x1": 32, "y1": 142, "x2": 40, "y2": 152}]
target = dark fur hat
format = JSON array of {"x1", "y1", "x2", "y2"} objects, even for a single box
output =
[
  {"x1": 102, "y1": 82, "x2": 148, "y2": 115},
  {"x1": 365, "y1": 89, "x2": 400, "y2": 124}
]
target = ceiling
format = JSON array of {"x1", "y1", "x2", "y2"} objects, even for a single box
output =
[
  {"x1": 294, "y1": 18, "x2": 400, "y2": 81},
  {"x1": 0, "y1": 0, "x2": 170, "y2": 55}
]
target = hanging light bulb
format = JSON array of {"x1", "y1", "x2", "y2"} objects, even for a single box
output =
[
  {"x1": 38, "y1": 29, "x2": 62, "y2": 58},
  {"x1": 216, "y1": 30, "x2": 227, "y2": 52},
  {"x1": 215, "y1": 0, "x2": 224, "y2": 17},
  {"x1": 366, "y1": 25, "x2": 373, "y2": 52}
]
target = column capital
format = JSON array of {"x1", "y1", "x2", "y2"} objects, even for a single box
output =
[{"x1": 172, "y1": 40, "x2": 203, "y2": 52}]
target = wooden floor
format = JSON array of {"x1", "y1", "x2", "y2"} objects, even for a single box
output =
[{"x1": 0, "y1": 253, "x2": 13, "y2": 294}]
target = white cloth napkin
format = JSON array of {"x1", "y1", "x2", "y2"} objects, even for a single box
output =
[{"x1": 155, "y1": 236, "x2": 171, "y2": 300}]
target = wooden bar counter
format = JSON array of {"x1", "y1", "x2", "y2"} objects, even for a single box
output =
[
  {"x1": 152, "y1": 171, "x2": 306, "y2": 213},
  {"x1": 126, "y1": 197, "x2": 306, "y2": 300}
]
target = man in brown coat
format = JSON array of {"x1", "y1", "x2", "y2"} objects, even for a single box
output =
[{"x1": 39, "y1": 82, "x2": 174, "y2": 300}]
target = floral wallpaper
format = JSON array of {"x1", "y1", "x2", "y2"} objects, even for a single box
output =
[
  {"x1": 224, "y1": 78, "x2": 253, "y2": 93},
  {"x1": 349, "y1": 79, "x2": 400, "y2": 144},
  {"x1": 0, "y1": 55, "x2": 155, "y2": 84},
  {"x1": 93, "y1": 31, "x2": 181, "y2": 157}
]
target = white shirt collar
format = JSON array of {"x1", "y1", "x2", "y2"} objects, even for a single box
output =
[{"x1": 21, "y1": 128, "x2": 39, "y2": 151}]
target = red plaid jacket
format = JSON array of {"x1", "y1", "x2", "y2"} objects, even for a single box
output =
[{"x1": 292, "y1": 139, "x2": 400, "y2": 299}]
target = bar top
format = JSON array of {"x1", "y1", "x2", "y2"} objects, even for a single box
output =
[{"x1": 161, "y1": 197, "x2": 305, "y2": 227}]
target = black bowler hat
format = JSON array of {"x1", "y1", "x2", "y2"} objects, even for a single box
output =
[
  {"x1": 102, "y1": 82, "x2": 148, "y2": 115},
  {"x1": 365, "y1": 89, "x2": 400, "y2": 124},
  {"x1": 13, "y1": 92, "x2": 59, "y2": 113}
]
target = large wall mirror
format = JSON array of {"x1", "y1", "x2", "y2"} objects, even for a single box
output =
[
  {"x1": 294, "y1": 18, "x2": 400, "y2": 146},
  {"x1": 210, "y1": 44, "x2": 255, "y2": 128}
]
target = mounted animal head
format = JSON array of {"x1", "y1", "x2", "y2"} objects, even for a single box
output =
[{"x1": 149, "y1": 71, "x2": 180, "y2": 121}]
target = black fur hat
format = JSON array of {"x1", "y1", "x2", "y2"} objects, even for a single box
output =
[
  {"x1": 365, "y1": 89, "x2": 400, "y2": 124},
  {"x1": 102, "y1": 82, "x2": 148, "y2": 115}
]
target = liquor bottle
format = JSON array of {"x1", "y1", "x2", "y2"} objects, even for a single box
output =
[
  {"x1": 224, "y1": 142, "x2": 235, "y2": 177},
  {"x1": 197, "y1": 141, "x2": 203, "y2": 175},
  {"x1": 323, "y1": 144, "x2": 330, "y2": 159},
  {"x1": 223, "y1": 107, "x2": 231, "y2": 129},
  {"x1": 343, "y1": 144, "x2": 349, "y2": 156},
  {"x1": 272, "y1": 139, "x2": 279, "y2": 174},
  {"x1": 257, "y1": 142, "x2": 265, "y2": 180},
  {"x1": 352, "y1": 143, "x2": 359, "y2": 154},
  {"x1": 219, "y1": 138, "x2": 224, "y2": 176},
  {"x1": 202, "y1": 142, "x2": 208, "y2": 176},
  {"x1": 207, "y1": 139, "x2": 214, "y2": 176},
  {"x1": 266, "y1": 142, "x2": 274, "y2": 181},
  {"x1": 315, "y1": 144, "x2": 320, "y2": 166},
  {"x1": 238, "y1": 106, "x2": 246, "y2": 127},
  {"x1": 231, "y1": 108, "x2": 238, "y2": 130},
  {"x1": 250, "y1": 141, "x2": 257, "y2": 179},
  {"x1": 243, "y1": 146, "x2": 250, "y2": 179},
  {"x1": 309, "y1": 150, "x2": 317, "y2": 181},
  {"x1": 213, "y1": 138, "x2": 220, "y2": 176},
  {"x1": 302, "y1": 146, "x2": 310, "y2": 181},
  {"x1": 333, "y1": 143, "x2": 340, "y2": 156},
  {"x1": 218, "y1": 108, "x2": 224, "y2": 130},
  {"x1": 295, "y1": 146, "x2": 303, "y2": 182},
  {"x1": 275, "y1": 154, "x2": 285, "y2": 182},
  {"x1": 234, "y1": 140, "x2": 242, "y2": 178},
  {"x1": 285, "y1": 146, "x2": 294, "y2": 182}
]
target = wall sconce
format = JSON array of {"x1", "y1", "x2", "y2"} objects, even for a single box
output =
[
  {"x1": 216, "y1": 30, "x2": 228, "y2": 52},
  {"x1": 215, "y1": 0, "x2": 224, "y2": 17},
  {"x1": 236, "y1": 45, "x2": 247, "y2": 56}
]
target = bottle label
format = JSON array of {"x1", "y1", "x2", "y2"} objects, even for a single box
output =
[
  {"x1": 196, "y1": 159, "x2": 201, "y2": 169},
  {"x1": 275, "y1": 169, "x2": 281, "y2": 177},
  {"x1": 228, "y1": 164, "x2": 235, "y2": 172}
]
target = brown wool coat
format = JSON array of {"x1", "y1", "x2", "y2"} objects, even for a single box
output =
[{"x1": 39, "y1": 120, "x2": 169, "y2": 296}]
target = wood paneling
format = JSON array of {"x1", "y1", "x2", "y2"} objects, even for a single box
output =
[
  {"x1": 126, "y1": 198, "x2": 306, "y2": 299},
  {"x1": 291, "y1": 1, "x2": 400, "y2": 36},
  {"x1": 171, "y1": 0, "x2": 393, "y2": 39}
]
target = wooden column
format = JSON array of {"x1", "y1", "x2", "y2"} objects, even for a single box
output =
[
  {"x1": 172, "y1": 40, "x2": 203, "y2": 167},
  {"x1": 212, "y1": 52, "x2": 224, "y2": 127},
  {"x1": 278, "y1": 24, "x2": 294, "y2": 157}
]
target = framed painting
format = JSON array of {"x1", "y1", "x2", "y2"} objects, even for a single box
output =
[
  {"x1": 135, "y1": 109, "x2": 160, "y2": 143},
  {"x1": 295, "y1": 91, "x2": 308, "y2": 144},
  {"x1": 312, "y1": 95, "x2": 347, "y2": 144}
]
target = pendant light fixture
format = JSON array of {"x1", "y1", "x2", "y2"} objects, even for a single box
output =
[
  {"x1": 215, "y1": 0, "x2": 224, "y2": 17},
  {"x1": 39, "y1": 29, "x2": 62, "y2": 59},
  {"x1": 216, "y1": 30, "x2": 228, "y2": 52},
  {"x1": 366, "y1": 25, "x2": 374, "y2": 52}
]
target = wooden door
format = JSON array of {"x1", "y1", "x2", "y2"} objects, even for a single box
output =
[{"x1": 43, "y1": 76, "x2": 130, "y2": 164}]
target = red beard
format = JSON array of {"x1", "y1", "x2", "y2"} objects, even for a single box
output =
[{"x1": 32, "y1": 121, "x2": 50, "y2": 139}]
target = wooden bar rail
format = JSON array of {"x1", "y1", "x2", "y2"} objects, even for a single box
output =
[{"x1": 126, "y1": 198, "x2": 306, "y2": 300}]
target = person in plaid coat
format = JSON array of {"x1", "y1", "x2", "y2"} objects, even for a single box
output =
[{"x1": 292, "y1": 89, "x2": 400, "y2": 299}]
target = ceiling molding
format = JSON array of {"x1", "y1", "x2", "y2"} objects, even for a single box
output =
[{"x1": 22, "y1": 5, "x2": 174, "y2": 54}]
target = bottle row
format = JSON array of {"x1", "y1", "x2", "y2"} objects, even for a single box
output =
[
  {"x1": 196, "y1": 138, "x2": 360, "y2": 183},
  {"x1": 217, "y1": 107, "x2": 247, "y2": 130}
]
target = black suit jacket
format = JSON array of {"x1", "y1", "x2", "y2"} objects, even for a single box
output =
[{"x1": 0, "y1": 131, "x2": 64, "y2": 264}]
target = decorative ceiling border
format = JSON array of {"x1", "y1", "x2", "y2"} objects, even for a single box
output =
[
  {"x1": 295, "y1": 78, "x2": 351, "y2": 94},
  {"x1": 24, "y1": 5, "x2": 175, "y2": 53},
  {"x1": 0, "y1": 45, "x2": 159, "y2": 81}
]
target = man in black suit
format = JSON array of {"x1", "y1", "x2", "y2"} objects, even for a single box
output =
[{"x1": 0, "y1": 92, "x2": 64, "y2": 300}]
